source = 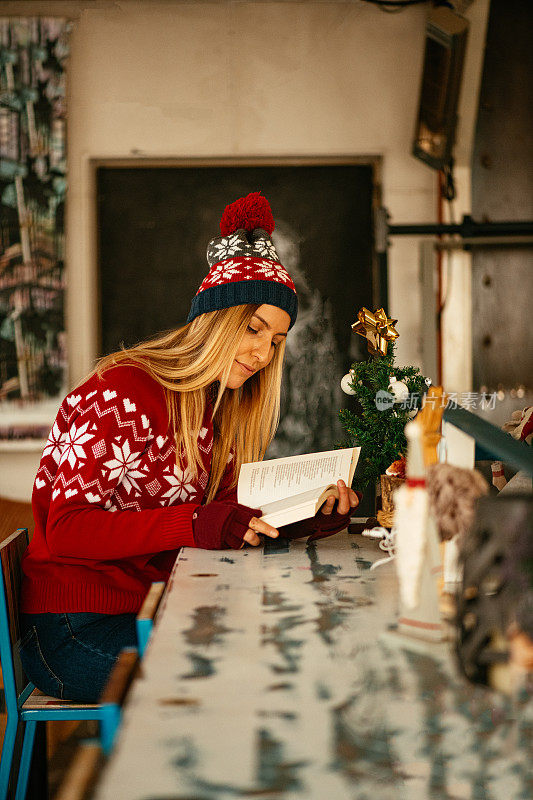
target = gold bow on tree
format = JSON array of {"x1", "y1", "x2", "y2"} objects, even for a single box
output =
[{"x1": 351, "y1": 307, "x2": 399, "y2": 356}]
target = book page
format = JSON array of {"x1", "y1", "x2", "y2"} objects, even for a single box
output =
[
  {"x1": 260, "y1": 485, "x2": 337, "y2": 528},
  {"x1": 237, "y1": 448, "x2": 359, "y2": 507}
]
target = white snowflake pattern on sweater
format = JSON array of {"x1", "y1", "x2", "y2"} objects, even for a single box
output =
[
  {"x1": 103, "y1": 439, "x2": 146, "y2": 494},
  {"x1": 33, "y1": 366, "x2": 214, "y2": 514},
  {"x1": 23, "y1": 365, "x2": 240, "y2": 617},
  {"x1": 59, "y1": 420, "x2": 95, "y2": 470},
  {"x1": 160, "y1": 464, "x2": 197, "y2": 505}
]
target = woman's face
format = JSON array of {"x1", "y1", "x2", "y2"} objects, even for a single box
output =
[{"x1": 225, "y1": 304, "x2": 291, "y2": 389}]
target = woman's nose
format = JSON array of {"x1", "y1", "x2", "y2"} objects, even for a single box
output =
[{"x1": 252, "y1": 339, "x2": 271, "y2": 362}]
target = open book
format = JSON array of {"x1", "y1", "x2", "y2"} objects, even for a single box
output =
[{"x1": 237, "y1": 447, "x2": 360, "y2": 529}]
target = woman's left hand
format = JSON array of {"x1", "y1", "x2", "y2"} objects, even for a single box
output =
[
  {"x1": 270, "y1": 481, "x2": 362, "y2": 543},
  {"x1": 320, "y1": 480, "x2": 359, "y2": 517},
  {"x1": 306, "y1": 480, "x2": 361, "y2": 542}
]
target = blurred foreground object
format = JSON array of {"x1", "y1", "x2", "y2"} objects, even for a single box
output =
[
  {"x1": 394, "y1": 419, "x2": 444, "y2": 641},
  {"x1": 490, "y1": 406, "x2": 533, "y2": 492},
  {"x1": 426, "y1": 462, "x2": 489, "y2": 543},
  {"x1": 377, "y1": 388, "x2": 446, "y2": 529},
  {"x1": 456, "y1": 495, "x2": 533, "y2": 693},
  {"x1": 416, "y1": 385, "x2": 446, "y2": 466},
  {"x1": 502, "y1": 406, "x2": 533, "y2": 445}
]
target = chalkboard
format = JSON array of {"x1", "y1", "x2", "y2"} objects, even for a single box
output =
[{"x1": 96, "y1": 162, "x2": 378, "y2": 461}]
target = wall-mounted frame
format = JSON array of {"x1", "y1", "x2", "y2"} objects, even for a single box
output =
[
  {"x1": 93, "y1": 155, "x2": 382, "y2": 457},
  {"x1": 0, "y1": 18, "x2": 70, "y2": 412},
  {"x1": 0, "y1": 17, "x2": 71, "y2": 459},
  {"x1": 412, "y1": 7, "x2": 469, "y2": 170}
]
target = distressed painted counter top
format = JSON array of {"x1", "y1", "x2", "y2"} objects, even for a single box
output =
[{"x1": 95, "y1": 532, "x2": 532, "y2": 800}]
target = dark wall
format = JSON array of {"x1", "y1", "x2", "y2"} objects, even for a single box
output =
[
  {"x1": 97, "y1": 164, "x2": 373, "y2": 356},
  {"x1": 96, "y1": 163, "x2": 376, "y2": 456},
  {"x1": 471, "y1": 0, "x2": 533, "y2": 391}
]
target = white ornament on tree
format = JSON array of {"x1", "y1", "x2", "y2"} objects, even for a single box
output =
[
  {"x1": 388, "y1": 376, "x2": 409, "y2": 403},
  {"x1": 341, "y1": 372, "x2": 357, "y2": 395}
]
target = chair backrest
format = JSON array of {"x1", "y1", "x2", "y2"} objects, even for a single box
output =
[
  {"x1": 99, "y1": 648, "x2": 140, "y2": 754},
  {"x1": 0, "y1": 528, "x2": 30, "y2": 709},
  {"x1": 99, "y1": 648, "x2": 140, "y2": 709},
  {"x1": 137, "y1": 581, "x2": 165, "y2": 624},
  {"x1": 136, "y1": 580, "x2": 165, "y2": 656}
]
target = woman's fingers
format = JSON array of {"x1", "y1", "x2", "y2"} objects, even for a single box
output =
[
  {"x1": 251, "y1": 517, "x2": 279, "y2": 538},
  {"x1": 243, "y1": 530, "x2": 261, "y2": 546},
  {"x1": 322, "y1": 481, "x2": 360, "y2": 516},
  {"x1": 321, "y1": 495, "x2": 336, "y2": 515},
  {"x1": 349, "y1": 489, "x2": 360, "y2": 508},
  {"x1": 243, "y1": 517, "x2": 279, "y2": 547},
  {"x1": 335, "y1": 480, "x2": 352, "y2": 515}
]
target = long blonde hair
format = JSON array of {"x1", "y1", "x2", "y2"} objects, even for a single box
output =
[{"x1": 94, "y1": 304, "x2": 286, "y2": 502}]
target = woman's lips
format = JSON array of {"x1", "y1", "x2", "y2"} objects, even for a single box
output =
[{"x1": 235, "y1": 361, "x2": 255, "y2": 375}]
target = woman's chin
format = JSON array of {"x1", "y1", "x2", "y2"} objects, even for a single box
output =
[
  {"x1": 226, "y1": 376, "x2": 248, "y2": 390},
  {"x1": 223, "y1": 362, "x2": 251, "y2": 389}
]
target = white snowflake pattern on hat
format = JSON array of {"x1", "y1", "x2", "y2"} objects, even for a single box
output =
[
  {"x1": 205, "y1": 260, "x2": 243, "y2": 284},
  {"x1": 255, "y1": 261, "x2": 292, "y2": 284},
  {"x1": 211, "y1": 234, "x2": 245, "y2": 261},
  {"x1": 253, "y1": 239, "x2": 279, "y2": 260},
  {"x1": 188, "y1": 193, "x2": 297, "y2": 327}
]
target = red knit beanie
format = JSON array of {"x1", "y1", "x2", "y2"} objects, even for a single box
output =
[{"x1": 187, "y1": 193, "x2": 298, "y2": 328}]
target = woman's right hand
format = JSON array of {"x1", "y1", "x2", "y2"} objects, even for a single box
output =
[
  {"x1": 242, "y1": 513, "x2": 279, "y2": 547},
  {"x1": 192, "y1": 501, "x2": 279, "y2": 550}
]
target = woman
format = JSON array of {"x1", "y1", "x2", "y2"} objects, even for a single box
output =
[{"x1": 19, "y1": 193, "x2": 359, "y2": 702}]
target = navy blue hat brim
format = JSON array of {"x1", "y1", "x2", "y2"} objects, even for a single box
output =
[{"x1": 187, "y1": 280, "x2": 298, "y2": 329}]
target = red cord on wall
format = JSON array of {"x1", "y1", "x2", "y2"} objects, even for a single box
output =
[{"x1": 436, "y1": 171, "x2": 445, "y2": 386}]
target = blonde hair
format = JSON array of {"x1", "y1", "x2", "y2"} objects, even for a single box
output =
[{"x1": 94, "y1": 304, "x2": 286, "y2": 502}]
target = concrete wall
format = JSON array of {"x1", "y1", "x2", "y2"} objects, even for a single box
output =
[
  {"x1": 0, "y1": 0, "x2": 489, "y2": 499},
  {"x1": 66, "y1": 0, "x2": 432, "y2": 381},
  {"x1": 471, "y1": 0, "x2": 533, "y2": 393}
]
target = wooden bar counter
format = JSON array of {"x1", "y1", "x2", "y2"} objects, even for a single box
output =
[{"x1": 94, "y1": 532, "x2": 532, "y2": 800}]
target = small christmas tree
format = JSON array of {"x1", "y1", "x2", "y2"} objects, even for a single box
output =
[{"x1": 339, "y1": 308, "x2": 428, "y2": 488}]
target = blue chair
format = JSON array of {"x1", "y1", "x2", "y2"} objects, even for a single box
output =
[
  {"x1": 0, "y1": 529, "x2": 101, "y2": 800},
  {"x1": 135, "y1": 580, "x2": 165, "y2": 657},
  {"x1": 99, "y1": 648, "x2": 140, "y2": 755},
  {"x1": 98, "y1": 582, "x2": 164, "y2": 754}
]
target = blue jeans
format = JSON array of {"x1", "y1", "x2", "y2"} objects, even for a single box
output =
[{"x1": 19, "y1": 612, "x2": 137, "y2": 703}]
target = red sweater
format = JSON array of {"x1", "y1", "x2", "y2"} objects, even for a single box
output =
[{"x1": 21, "y1": 365, "x2": 236, "y2": 615}]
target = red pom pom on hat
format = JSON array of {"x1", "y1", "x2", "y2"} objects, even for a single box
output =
[{"x1": 219, "y1": 192, "x2": 275, "y2": 236}]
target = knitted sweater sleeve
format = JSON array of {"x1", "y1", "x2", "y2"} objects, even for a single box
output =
[{"x1": 41, "y1": 367, "x2": 196, "y2": 560}]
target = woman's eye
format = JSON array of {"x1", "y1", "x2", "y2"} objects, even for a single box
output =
[{"x1": 247, "y1": 326, "x2": 259, "y2": 334}]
